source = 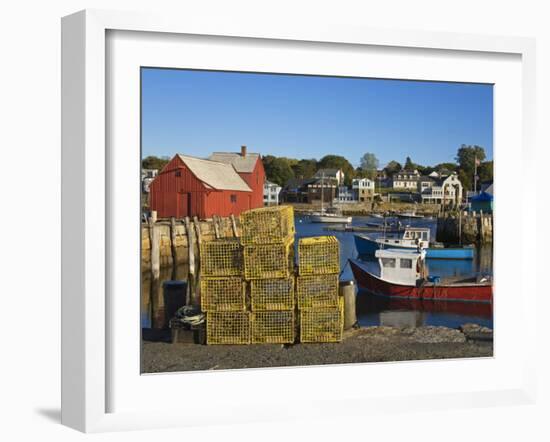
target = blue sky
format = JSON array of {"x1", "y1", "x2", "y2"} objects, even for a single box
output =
[{"x1": 141, "y1": 68, "x2": 493, "y2": 167}]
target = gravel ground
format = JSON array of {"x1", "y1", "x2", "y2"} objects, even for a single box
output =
[{"x1": 141, "y1": 324, "x2": 493, "y2": 373}]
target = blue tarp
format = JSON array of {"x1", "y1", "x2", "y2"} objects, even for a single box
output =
[{"x1": 471, "y1": 191, "x2": 493, "y2": 202}]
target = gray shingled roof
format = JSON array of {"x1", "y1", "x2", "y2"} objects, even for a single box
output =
[
  {"x1": 314, "y1": 168, "x2": 341, "y2": 177},
  {"x1": 177, "y1": 154, "x2": 252, "y2": 192},
  {"x1": 208, "y1": 152, "x2": 261, "y2": 173}
]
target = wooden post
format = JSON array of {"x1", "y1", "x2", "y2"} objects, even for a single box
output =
[
  {"x1": 458, "y1": 209, "x2": 462, "y2": 245},
  {"x1": 230, "y1": 214, "x2": 239, "y2": 238},
  {"x1": 340, "y1": 281, "x2": 357, "y2": 330},
  {"x1": 479, "y1": 210, "x2": 485, "y2": 244},
  {"x1": 192, "y1": 217, "x2": 202, "y2": 306},
  {"x1": 213, "y1": 215, "x2": 221, "y2": 239},
  {"x1": 169, "y1": 217, "x2": 178, "y2": 280},
  {"x1": 149, "y1": 218, "x2": 162, "y2": 328},
  {"x1": 184, "y1": 217, "x2": 195, "y2": 306}
]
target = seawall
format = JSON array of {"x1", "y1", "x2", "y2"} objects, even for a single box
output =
[
  {"x1": 142, "y1": 216, "x2": 241, "y2": 273},
  {"x1": 436, "y1": 211, "x2": 493, "y2": 244}
]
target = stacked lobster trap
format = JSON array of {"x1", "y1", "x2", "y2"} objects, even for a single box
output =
[
  {"x1": 297, "y1": 236, "x2": 344, "y2": 343},
  {"x1": 199, "y1": 239, "x2": 250, "y2": 344},
  {"x1": 242, "y1": 206, "x2": 296, "y2": 344},
  {"x1": 199, "y1": 206, "x2": 344, "y2": 345}
]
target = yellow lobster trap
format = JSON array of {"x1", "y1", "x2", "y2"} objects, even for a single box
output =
[
  {"x1": 244, "y1": 238, "x2": 294, "y2": 280},
  {"x1": 299, "y1": 297, "x2": 344, "y2": 343},
  {"x1": 206, "y1": 311, "x2": 251, "y2": 345},
  {"x1": 251, "y1": 311, "x2": 295, "y2": 344},
  {"x1": 250, "y1": 277, "x2": 295, "y2": 311},
  {"x1": 296, "y1": 273, "x2": 339, "y2": 309},
  {"x1": 298, "y1": 236, "x2": 340, "y2": 275},
  {"x1": 200, "y1": 277, "x2": 246, "y2": 312},
  {"x1": 240, "y1": 206, "x2": 295, "y2": 245},
  {"x1": 200, "y1": 239, "x2": 243, "y2": 277}
]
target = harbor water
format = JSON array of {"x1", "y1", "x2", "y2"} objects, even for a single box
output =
[
  {"x1": 294, "y1": 214, "x2": 493, "y2": 329},
  {"x1": 142, "y1": 214, "x2": 493, "y2": 329}
]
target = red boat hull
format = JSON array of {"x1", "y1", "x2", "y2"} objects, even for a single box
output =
[{"x1": 350, "y1": 260, "x2": 493, "y2": 304}]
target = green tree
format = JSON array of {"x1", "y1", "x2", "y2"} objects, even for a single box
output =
[
  {"x1": 359, "y1": 152, "x2": 379, "y2": 180},
  {"x1": 291, "y1": 158, "x2": 317, "y2": 179},
  {"x1": 263, "y1": 155, "x2": 295, "y2": 186},
  {"x1": 477, "y1": 160, "x2": 493, "y2": 183},
  {"x1": 434, "y1": 162, "x2": 458, "y2": 173},
  {"x1": 404, "y1": 156, "x2": 415, "y2": 171},
  {"x1": 142, "y1": 155, "x2": 170, "y2": 171},
  {"x1": 455, "y1": 144, "x2": 487, "y2": 190},
  {"x1": 458, "y1": 169, "x2": 472, "y2": 192},
  {"x1": 456, "y1": 145, "x2": 486, "y2": 172},
  {"x1": 383, "y1": 160, "x2": 402, "y2": 176},
  {"x1": 318, "y1": 154, "x2": 356, "y2": 185}
]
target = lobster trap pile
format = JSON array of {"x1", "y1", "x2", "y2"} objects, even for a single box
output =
[
  {"x1": 199, "y1": 206, "x2": 343, "y2": 345},
  {"x1": 297, "y1": 236, "x2": 343, "y2": 343}
]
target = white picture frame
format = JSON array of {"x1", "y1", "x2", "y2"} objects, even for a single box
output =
[{"x1": 61, "y1": 9, "x2": 537, "y2": 433}]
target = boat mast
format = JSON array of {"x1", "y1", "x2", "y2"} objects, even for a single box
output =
[{"x1": 321, "y1": 171, "x2": 324, "y2": 213}]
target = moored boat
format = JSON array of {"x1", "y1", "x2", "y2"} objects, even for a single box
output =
[
  {"x1": 395, "y1": 211, "x2": 424, "y2": 219},
  {"x1": 310, "y1": 212, "x2": 352, "y2": 223},
  {"x1": 354, "y1": 226, "x2": 474, "y2": 259},
  {"x1": 350, "y1": 249, "x2": 492, "y2": 303}
]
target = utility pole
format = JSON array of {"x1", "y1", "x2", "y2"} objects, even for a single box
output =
[{"x1": 474, "y1": 154, "x2": 478, "y2": 194}]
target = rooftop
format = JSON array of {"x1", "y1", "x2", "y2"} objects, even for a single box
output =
[
  {"x1": 177, "y1": 154, "x2": 252, "y2": 192},
  {"x1": 208, "y1": 151, "x2": 261, "y2": 173}
]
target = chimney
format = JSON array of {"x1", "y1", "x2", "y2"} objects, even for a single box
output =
[{"x1": 240, "y1": 145, "x2": 247, "y2": 157}]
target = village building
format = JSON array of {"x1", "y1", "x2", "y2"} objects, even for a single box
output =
[
  {"x1": 335, "y1": 186, "x2": 355, "y2": 203},
  {"x1": 314, "y1": 168, "x2": 345, "y2": 185},
  {"x1": 280, "y1": 178, "x2": 315, "y2": 203},
  {"x1": 263, "y1": 180, "x2": 282, "y2": 206},
  {"x1": 419, "y1": 173, "x2": 463, "y2": 205},
  {"x1": 392, "y1": 169, "x2": 421, "y2": 189},
  {"x1": 307, "y1": 177, "x2": 338, "y2": 203},
  {"x1": 209, "y1": 145, "x2": 265, "y2": 208},
  {"x1": 352, "y1": 177, "x2": 375, "y2": 201},
  {"x1": 376, "y1": 169, "x2": 391, "y2": 187},
  {"x1": 141, "y1": 168, "x2": 158, "y2": 193},
  {"x1": 149, "y1": 154, "x2": 258, "y2": 219}
]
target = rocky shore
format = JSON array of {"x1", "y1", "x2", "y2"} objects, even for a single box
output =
[{"x1": 141, "y1": 324, "x2": 493, "y2": 373}]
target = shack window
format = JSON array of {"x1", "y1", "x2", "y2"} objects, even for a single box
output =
[
  {"x1": 400, "y1": 258, "x2": 412, "y2": 269},
  {"x1": 381, "y1": 258, "x2": 396, "y2": 268},
  {"x1": 175, "y1": 170, "x2": 181, "y2": 177},
  {"x1": 230, "y1": 194, "x2": 237, "y2": 203}
]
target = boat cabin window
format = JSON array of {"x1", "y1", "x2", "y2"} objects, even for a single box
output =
[
  {"x1": 381, "y1": 258, "x2": 396, "y2": 268},
  {"x1": 422, "y1": 231, "x2": 428, "y2": 240},
  {"x1": 400, "y1": 258, "x2": 412, "y2": 269}
]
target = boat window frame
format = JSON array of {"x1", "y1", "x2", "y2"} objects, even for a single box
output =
[{"x1": 381, "y1": 257, "x2": 396, "y2": 268}]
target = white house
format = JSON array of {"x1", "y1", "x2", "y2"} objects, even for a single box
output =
[
  {"x1": 263, "y1": 180, "x2": 282, "y2": 206},
  {"x1": 392, "y1": 170, "x2": 421, "y2": 189},
  {"x1": 335, "y1": 186, "x2": 356, "y2": 203},
  {"x1": 141, "y1": 168, "x2": 158, "y2": 193},
  {"x1": 352, "y1": 177, "x2": 375, "y2": 201},
  {"x1": 420, "y1": 173, "x2": 463, "y2": 205},
  {"x1": 314, "y1": 168, "x2": 345, "y2": 185}
]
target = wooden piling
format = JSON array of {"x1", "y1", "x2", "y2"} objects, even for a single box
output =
[
  {"x1": 149, "y1": 218, "x2": 162, "y2": 328},
  {"x1": 340, "y1": 280, "x2": 357, "y2": 330},
  {"x1": 230, "y1": 214, "x2": 239, "y2": 238},
  {"x1": 213, "y1": 215, "x2": 221, "y2": 239},
  {"x1": 169, "y1": 217, "x2": 178, "y2": 280}
]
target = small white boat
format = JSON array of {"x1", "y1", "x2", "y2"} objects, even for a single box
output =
[
  {"x1": 309, "y1": 171, "x2": 352, "y2": 223},
  {"x1": 396, "y1": 211, "x2": 424, "y2": 219},
  {"x1": 310, "y1": 212, "x2": 352, "y2": 223}
]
